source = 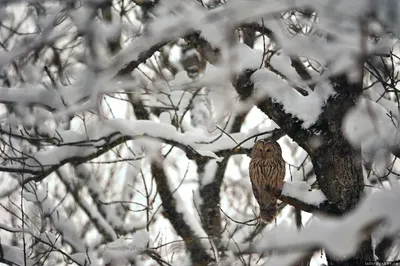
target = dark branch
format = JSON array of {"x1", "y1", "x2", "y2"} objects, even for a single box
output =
[
  {"x1": 266, "y1": 182, "x2": 340, "y2": 215},
  {"x1": 241, "y1": 22, "x2": 315, "y2": 90},
  {"x1": 117, "y1": 41, "x2": 168, "y2": 76},
  {"x1": 151, "y1": 160, "x2": 214, "y2": 265}
]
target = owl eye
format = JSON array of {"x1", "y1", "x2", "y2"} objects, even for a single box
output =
[{"x1": 266, "y1": 148, "x2": 272, "y2": 152}]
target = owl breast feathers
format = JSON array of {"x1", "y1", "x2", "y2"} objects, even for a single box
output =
[{"x1": 249, "y1": 139, "x2": 285, "y2": 223}]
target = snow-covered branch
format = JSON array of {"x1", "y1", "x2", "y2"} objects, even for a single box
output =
[
  {"x1": 267, "y1": 181, "x2": 340, "y2": 214},
  {"x1": 151, "y1": 158, "x2": 215, "y2": 265},
  {"x1": 0, "y1": 120, "x2": 278, "y2": 184},
  {"x1": 250, "y1": 187, "x2": 400, "y2": 262}
]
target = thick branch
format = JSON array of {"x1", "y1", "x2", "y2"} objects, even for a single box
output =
[
  {"x1": 266, "y1": 182, "x2": 340, "y2": 214},
  {"x1": 9, "y1": 125, "x2": 278, "y2": 184},
  {"x1": 235, "y1": 68, "x2": 315, "y2": 153},
  {"x1": 198, "y1": 113, "x2": 277, "y2": 245},
  {"x1": 151, "y1": 160, "x2": 214, "y2": 265},
  {"x1": 247, "y1": 185, "x2": 400, "y2": 265}
]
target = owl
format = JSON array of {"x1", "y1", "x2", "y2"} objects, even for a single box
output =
[{"x1": 249, "y1": 139, "x2": 285, "y2": 223}]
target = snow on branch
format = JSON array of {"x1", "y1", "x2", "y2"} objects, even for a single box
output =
[
  {"x1": 250, "y1": 187, "x2": 400, "y2": 261},
  {"x1": 1, "y1": 119, "x2": 278, "y2": 183},
  {"x1": 0, "y1": 244, "x2": 35, "y2": 266},
  {"x1": 343, "y1": 97, "x2": 400, "y2": 157},
  {"x1": 0, "y1": 85, "x2": 64, "y2": 111},
  {"x1": 56, "y1": 168, "x2": 118, "y2": 242},
  {"x1": 0, "y1": 222, "x2": 83, "y2": 265},
  {"x1": 251, "y1": 69, "x2": 335, "y2": 128},
  {"x1": 151, "y1": 158, "x2": 215, "y2": 265},
  {"x1": 281, "y1": 181, "x2": 332, "y2": 211},
  {"x1": 266, "y1": 181, "x2": 339, "y2": 214}
]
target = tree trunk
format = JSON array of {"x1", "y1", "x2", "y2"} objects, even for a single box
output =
[
  {"x1": 234, "y1": 71, "x2": 375, "y2": 265},
  {"x1": 312, "y1": 134, "x2": 374, "y2": 265},
  {"x1": 311, "y1": 78, "x2": 374, "y2": 265}
]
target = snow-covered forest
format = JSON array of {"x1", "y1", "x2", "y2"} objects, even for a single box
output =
[{"x1": 1, "y1": 0, "x2": 400, "y2": 265}]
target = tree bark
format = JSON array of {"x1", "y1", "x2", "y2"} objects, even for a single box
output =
[
  {"x1": 151, "y1": 161, "x2": 214, "y2": 265},
  {"x1": 184, "y1": 25, "x2": 374, "y2": 264},
  {"x1": 234, "y1": 71, "x2": 374, "y2": 265},
  {"x1": 312, "y1": 77, "x2": 374, "y2": 265}
]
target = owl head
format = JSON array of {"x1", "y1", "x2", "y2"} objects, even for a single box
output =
[{"x1": 251, "y1": 139, "x2": 282, "y2": 160}]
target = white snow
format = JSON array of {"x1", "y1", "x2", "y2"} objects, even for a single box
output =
[
  {"x1": 106, "y1": 118, "x2": 275, "y2": 153},
  {"x1": 0, "y1": 85, "x2": 64, "y2": 110},
  {"x1": 35, "y1": 186, "x2": 87, "y2": 252},
  {"x1": 233, "y1": 43, "x2": 263, "y2": 71},
  {"x1": 159, "y1": 111, "x2": 172, "y2": 125},
  {"x1": 0, "y1": 1, "x2": 398, "y2": 265},
  {"x1": 102, "y1": 231, "x2": 149, "y2": 264},
  {"x1": 70, "y1": 253, "x2": 93, "y2": 265},
  {"x1": 24, "y1": 191, "x2": 46, "y2": 202},
  {"x1": 200, "y1": 159, "x2": 218, "y2": 187},
  {"x1": 269, "y1": 52, "x2": 312, "y2": 82},
  {"x1": 343, "y1": 97, "x2": 399, "y2": 153},
  {"x1": 196, "y1": 150, "x2": 222, "y2": 161},
  {"x1": 254, "y1": 187, "x2": 400, "y2": 259},
  {"x1": 251, "y1": 69, "x2": 335, "y2": 128},
  {"x1": 0, "y1": 244, "x2": 34, "y2": 266},
  {"x1": 282, "y1": 181, "x2": 327, "y2": 206}
]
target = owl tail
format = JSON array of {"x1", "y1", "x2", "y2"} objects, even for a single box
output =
[{"x1": 259, "y1": 195, "x2": 278, "y2": 223}]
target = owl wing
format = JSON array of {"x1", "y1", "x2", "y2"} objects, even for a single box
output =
[
  {"x1": 251, "y1": 179, "x2": 279, "y2": 222},
  {"x1": 250, "y1": 180, "x2": 262, "y2": 206}
]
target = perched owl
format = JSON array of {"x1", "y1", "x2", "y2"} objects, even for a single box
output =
[{"x1": 249, "y1": 139, "x2": 285, "y2": 223}]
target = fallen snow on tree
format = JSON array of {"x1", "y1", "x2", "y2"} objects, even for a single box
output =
[
  {"x1": 0, "y1": 244, "x2": 35, "y2": 266},
  {"x1": 34, "y1": 186, "x2": 87, "y2": 252},
  {"x1": 234, "y1": 43, "x2": 263, "y2": 71},
  {"x1": 102, "y1": 231, "x2": 149, "y2": 265},
  {"x1": 343, "y1": 97, "x2": 400, "y2": 153},
  {"x1": 163, "y1": 160, "x2": 217, "y2": 255},
  {"x1": 200, "y1": 159, "x2": 219, "y2": 187},
  {"x1": 254, "y1": 187, "x2": 400, "y2": 260},
  {"x1": 251, "y1": 69, "x2": 335, "y2": 128},
  {"x1": 282, "y1": 181, "x2": 327, "y2": 206}
]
